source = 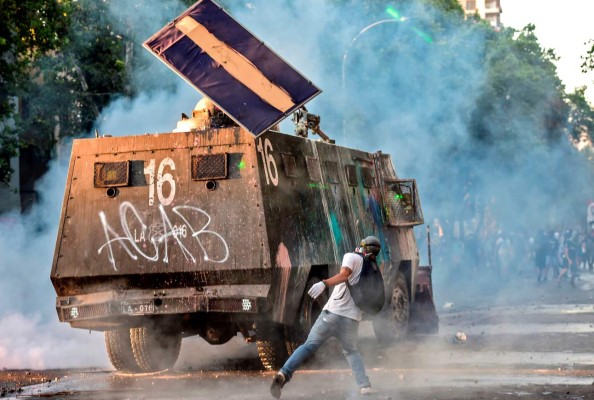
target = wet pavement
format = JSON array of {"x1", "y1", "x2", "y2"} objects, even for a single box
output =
[{"x1": 5, "y1": 271, "x2": 594, "y2": 399}]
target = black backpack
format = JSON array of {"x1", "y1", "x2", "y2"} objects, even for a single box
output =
[{"x1": 347, "y1": 253, "x2": 385, "y2": 315}]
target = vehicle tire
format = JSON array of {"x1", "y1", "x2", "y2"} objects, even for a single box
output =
[
  {"x1": 372, "y1": 271, "x2": 410, "y2": 345},
  {"x1": 130, "y1": 325, "x2": 182, "y2": 372},
  {"x1": 257, "y1": 323, "x2": 288, "y2": 371},
  {"x1": 285, "y1": 276, "x2": 328, "y2": 355},
  {"x1": 105, "y1": 329, "x2": 141, "y2": 372}
]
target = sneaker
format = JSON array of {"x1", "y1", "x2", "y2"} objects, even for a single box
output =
[
  {"x1": 270, "y1": 372, "x2": 286, "y2": 399},
  {"x1": 360, "y1": 386, "x2": 377, "y2": 395}
]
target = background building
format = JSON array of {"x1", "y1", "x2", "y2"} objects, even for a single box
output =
[{"x1": 458, "y1": 0, "x2": 502, "y2": 28}]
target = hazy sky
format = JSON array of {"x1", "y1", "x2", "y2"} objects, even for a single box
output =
[{"x1": 500, "y1": 0, "x2": 594, "y2": 102}]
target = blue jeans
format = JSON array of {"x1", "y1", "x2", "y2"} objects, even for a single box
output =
[{"x1": 280, "y1": 310, "x2": 370, "y2": 388}]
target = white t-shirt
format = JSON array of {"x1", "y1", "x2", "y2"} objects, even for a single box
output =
[{"x1": 323, "y1": 252, "x2": 364, "y2": 321}]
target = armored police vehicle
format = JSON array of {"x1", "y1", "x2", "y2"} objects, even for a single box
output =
[{"x1": 50, "y1": 0, "x2": 438, "y2": 372}]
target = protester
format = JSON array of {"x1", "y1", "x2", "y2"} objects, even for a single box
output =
[
  {"x1": 269, "y1": 236, "x2": 381, "y2": 399},
  {"x1": 547, "y1": 230, "x2": 560, "y2": 279},
  {"x1": 535, "y1": 230, "x2": 548, "y2": 283},
  {"x1": 557, "y1": 230, "x2": 578, "y2": 288}
]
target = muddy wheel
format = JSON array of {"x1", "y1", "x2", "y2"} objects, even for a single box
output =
[
  {"x1": 285, "y1": 277, "x2": 328, "y2": 355},
  {"x1": 257, "y1": 324, "x2": 288, "y2": 371},
  {"x1": 105, "y1": 329, "x2": 140, "y2": 372},
  {"x1": 130, "y1": 325, "x2": 182, "y2": 372},
  {"x1": 372, "y1": 272, "x2": 410, "y2": 345}
]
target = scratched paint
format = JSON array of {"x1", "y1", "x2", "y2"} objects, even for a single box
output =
[
  {"x1": 329, "y1": 212, "x2": 343, "y2": 246},
  {"x1": 273, "y1": 242, "x2": 292, "y2": 322}
]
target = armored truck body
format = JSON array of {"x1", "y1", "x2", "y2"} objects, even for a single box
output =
[{"x1": 51, "y1": 125, "x2": 436, "y2": 371}]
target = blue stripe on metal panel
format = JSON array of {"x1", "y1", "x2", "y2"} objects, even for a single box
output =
[
  {"x1": 186, "y1": 1, "x2": 319, "y2": 104},
  {"x1": 144, "y1": 0, "x2": 321, "y2": 135},
  {"x1": 163, "y1": 36, "x2": 284, "y2": 134},
  {"x1": 145, "y1": 22, "x2": 185, "y2": 56}
]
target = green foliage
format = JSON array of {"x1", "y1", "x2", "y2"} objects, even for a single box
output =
[
  {"x1": 0, "y1": 0, "x2": 144, "y2": 183},
  {"x1": 30, "y1": 0, "x2": 129, "y2": 138},
  {"x1": 470, "y1": 24, "x2": 567, "y2": 157},
  {"x1": 421, "y1": 0, "x2": 464, "y2": 17},
  {"x1": 0, "y1": 0, "x2": 69, "y2": 182},
  {"x1": 567, "y1": 86, "x2": 594, "y2": 141},
  {"x1": 581, "y1": 39, "x2": 594, "y2": 73}
]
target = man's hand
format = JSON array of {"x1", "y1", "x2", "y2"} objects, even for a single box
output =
[{"x1": 308, "y1": 281, "x2": 326, "y2": 299}]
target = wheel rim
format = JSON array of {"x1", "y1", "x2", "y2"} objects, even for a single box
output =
[{"x1": 391, "y1": 286, "x2": 410, "y2": 326}]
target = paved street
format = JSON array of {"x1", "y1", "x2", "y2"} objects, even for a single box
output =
[{"x1": 4, "y1": 271, "x2": 594, "y2": 399}]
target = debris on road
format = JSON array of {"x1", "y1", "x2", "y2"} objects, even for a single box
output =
[{"x1": 453, "y1": 331, "x2": 467, "y2": 344}]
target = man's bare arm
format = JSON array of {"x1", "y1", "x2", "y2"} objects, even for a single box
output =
[{"x1": 322, "y1": 267, "x2": 352, "y2": 287}]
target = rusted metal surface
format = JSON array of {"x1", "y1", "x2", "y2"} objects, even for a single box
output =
[{"x1": 51, "y1": 125, "x2": 437, "y2": 360}]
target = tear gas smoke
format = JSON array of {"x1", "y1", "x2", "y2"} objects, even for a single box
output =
[
  {"x1": 1, "y1": 0, "x2": 592, "y2": 370},
  {"x1": 0, "y1": 154, "x2": 107, "y2": 368}
]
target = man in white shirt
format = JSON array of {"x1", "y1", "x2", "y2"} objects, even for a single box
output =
[{"x1": 270, "y1": 236, "x2": 381, "y2": 398}]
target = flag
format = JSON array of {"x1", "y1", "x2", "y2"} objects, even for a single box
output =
[{"x1": 143, "y1": 0, "x2": 321, "y2": 136}]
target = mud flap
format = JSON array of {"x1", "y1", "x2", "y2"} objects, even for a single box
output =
[{"x1": 408, "y1": 266, "x2": 439, "y2": 334}]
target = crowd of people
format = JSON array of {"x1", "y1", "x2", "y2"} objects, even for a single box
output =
[
  {"x1": 533, "y1": 227, "x2": 594, "y2": 287},
  {"x1": 421, "y1": 219, "x2": 594, "y2": 288}
]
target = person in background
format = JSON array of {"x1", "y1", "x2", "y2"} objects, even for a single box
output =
[
  {"x1": 535, "y1": 230, "x2": 548, "y2": 283},
  {"x1": 547, "y1": 230, "x2": 560, "y2": 279},
  {"x1": 557, "y1": 230, "x2": 578, "y2": 288},
  {"x1": 495, "y1": 230, "x2": 513, "y2": 282},
  {"x1": 586, "y1": 226, "x2": 594, "y2": 271}
]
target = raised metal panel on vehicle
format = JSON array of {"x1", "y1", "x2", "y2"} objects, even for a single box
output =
[{"x1": 52, "y1": 128, "x2": 267, "y2": 295}]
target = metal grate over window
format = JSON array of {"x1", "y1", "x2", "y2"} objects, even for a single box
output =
[
  {"x1": 281, "y1": 153, "x2": 298, "y2": 178},
  {"x1": 345, "y1": 165, "x2": 357, "y2": 186},
  {"x1": 325, "y1": 161, "x2": 339, "y2": 184},
  {"x1": 192, "y1": 153, "x2": 228, "y2": 181},
  {"x1": 361, "y1": 167, "x2": 374, "y2": 188},
  {"x1": 305, "y1": 157, "x2": 321, "y2": 182},
  {"x1": 384, "y1": 179, "x2": 424, "y2": 226},
  {"x1": 94, "y1": 161, "x2": 130, "y2": 187}
]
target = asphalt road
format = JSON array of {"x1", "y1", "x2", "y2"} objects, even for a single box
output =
[{"x1": 6, "y1": 270, "x2": 594, "y2": 399}]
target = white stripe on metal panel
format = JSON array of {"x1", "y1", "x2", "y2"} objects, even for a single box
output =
[{"x1": 176, "y1": 16, "x2": 295, "y2": 113}]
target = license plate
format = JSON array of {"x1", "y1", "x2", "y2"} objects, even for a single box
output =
[{"x1": 122, "y1": 301, "x2": 155, "y2": 315}]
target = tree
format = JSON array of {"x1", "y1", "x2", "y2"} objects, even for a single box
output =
[
  {"x1": 0, "y1": 0, "x2": 69, "y2": 182},
  {"x1": 470, "y1": 24, "x2": 567, "y2": 152},
  {"x1": 566, "y1": 87, "x2": 594, "y2": 141},
  {"x1": 581, "y1": 39, "x2": 594, "y2": 73},
  {"x1": 1, "y1": 0, "x2": 188, "y2": 188}
]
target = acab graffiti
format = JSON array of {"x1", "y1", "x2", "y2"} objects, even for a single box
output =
[{"x1": 98, "y1": 201, "x2": 229, "y2": 271}]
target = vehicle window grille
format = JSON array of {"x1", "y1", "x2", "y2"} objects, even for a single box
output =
[
  {"x1": 192, "y1": 154, "x2": 228, "y2": 181},
  {"x1": 362, "y1": 167, "x2": 374, "y2": 188},
  {"x1": 94, "y1": 161, "x2": 130, "y2": 187},
  {"x1": 281, "y1": 153, "x2": 298, "y2": 178},
  {"x1": 305, "y1": 157, "x2": 321, "y2": 182},
  {"x1": 384, "y1": 179, "x2": 424, "y2": 226},
  {"x1": 345, "y1": 165, "x2": 357, "y2": 186},
  {"x1": 325, "y1": 161, "x2": 339, "y2": 184},
  {"x1": 64, "y1": 303, "x2": 111, "y2": 321},
  {"x1": 208, "y1": 298, "x2": 256, "y2": 313}
]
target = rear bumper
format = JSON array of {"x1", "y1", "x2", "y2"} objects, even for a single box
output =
[{"x1": 56, "y1": 285, "x2": 269, "y2": 326}]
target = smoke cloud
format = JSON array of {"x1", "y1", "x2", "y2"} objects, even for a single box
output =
[{"x1": 1, "y1": 0, "x2": 591, "y2": 370}]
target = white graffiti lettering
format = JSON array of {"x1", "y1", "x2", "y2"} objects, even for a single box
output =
[{"x1": 98, "y1": 201, "x2": 229, "y2": 271}]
